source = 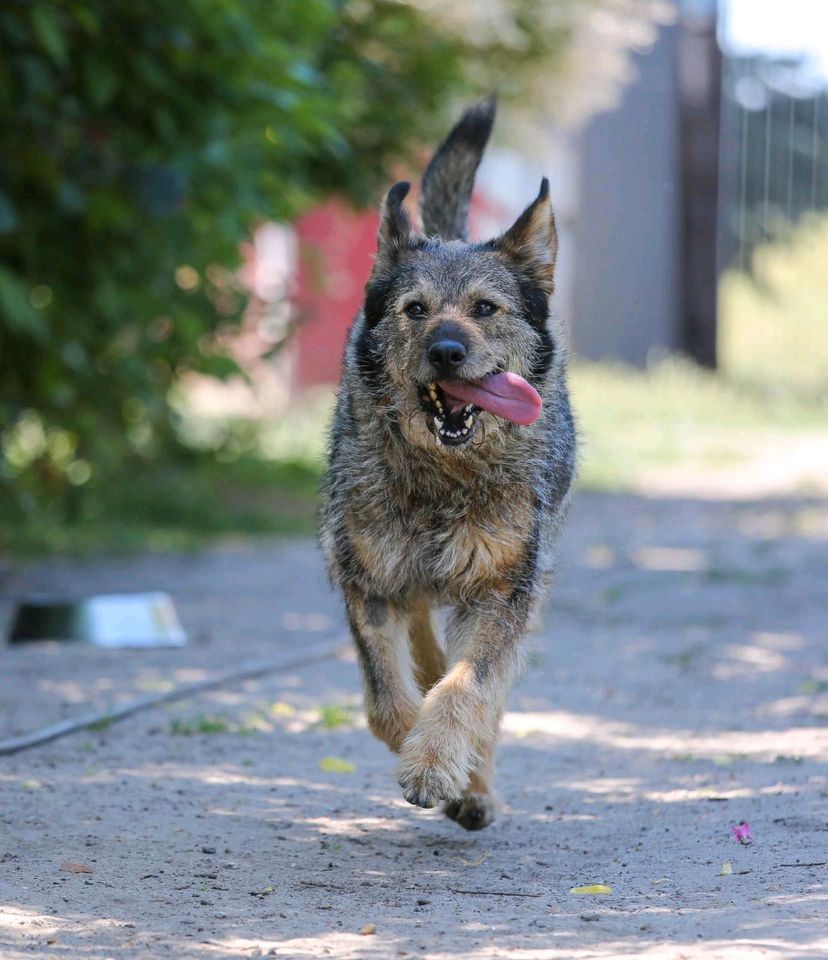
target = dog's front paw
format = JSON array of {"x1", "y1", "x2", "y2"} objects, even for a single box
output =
[
  {"x1": 443, "y1": 791, "x2": 497, "y2": 831},
  {"x1": 397, "y1": 729, "x2": 471, "y2": 808}
]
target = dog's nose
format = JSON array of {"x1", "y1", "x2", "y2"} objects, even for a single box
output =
[{"x1": 428, "y1": 339, "x2": 467, "y2": 376}]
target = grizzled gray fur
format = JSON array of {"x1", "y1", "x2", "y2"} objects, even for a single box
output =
[{"x1": 320, "y1": 100, "x2": 576, "y2": 830}]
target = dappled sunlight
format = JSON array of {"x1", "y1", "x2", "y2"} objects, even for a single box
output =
[
  {"x1": 0, "y1": 905, "x2": 141, "y2": 954},
  {"x1": 631, "y1": 546, "x2": 707, "y2": 572},
  {"x1": 760, "y1": 692, "x2": 828, "y2": 719},
  {"x1": 502, "y1": 709, "x2": 828, "y2": 761},
  {"x1": 0, "y1": 905, "x2": 63, "y2": 937},
  {"x1": 713, "y1": 643, "x2": 791, "y2": 678},
  {"x1": 280, "y1": 612, "x2": 335, "y2": 632},
  {"x1": 298, "y1": 813, "x2": 419, "y2": 837},
  {"x1": 553, "y1": 777, "x2": 642, "y2": 800},
  {"x1": 197, "y1": 932, "x2": 394, "y2": 958},
  {"x1": 752, "y1": 631, "x2": 806, "y2": 652},
  {"x1": 582, "y1": 544, "x2": 616, "y2": 569},
  {"x1": 735, "y1": 506, "x2": 828, "y2": 540},
  {"x1": 643, "y1": 781, "x2": 804, "y2": 803},
  {"x1": 464, "y1": 939, "x2": 828, "y2": 960}
]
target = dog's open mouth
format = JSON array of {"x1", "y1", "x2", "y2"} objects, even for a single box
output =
[
  {"x1": 419, "y1": 381, "x2": 481, "y2": 446},
  {"x1": 419, "y1": 372, "x2": 543, "y2": 447}
]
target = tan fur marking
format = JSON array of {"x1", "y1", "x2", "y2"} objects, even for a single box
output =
[
  {"x1": 347, "y1": 590, "x2": 422, "y2": 754},
  {"x1": 445, "y1": 488, "x2": 535, "y2": 595},
  {"x1": 408, "y1": 599, "x2": 446, "y2": 693}
]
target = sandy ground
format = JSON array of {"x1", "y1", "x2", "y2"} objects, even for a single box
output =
[{"x1": 1, "y1": 491, "x2": 827, "y2": 959}]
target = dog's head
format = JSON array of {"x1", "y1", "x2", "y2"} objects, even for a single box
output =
[
  {"x1": 353, "y1": 177, "x2": 559, "y2": 452},
  {"x1": 350, "y1": 100, "x2": 560, "y2": 453}
]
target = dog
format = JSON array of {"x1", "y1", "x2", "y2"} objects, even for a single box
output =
[{"x1": 320, "y1": 99, "x2": 576, "y2": 830}]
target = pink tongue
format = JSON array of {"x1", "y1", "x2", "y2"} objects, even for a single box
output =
[{"x1": 438, "y1": 372, "x2": 542, "y2": 426}]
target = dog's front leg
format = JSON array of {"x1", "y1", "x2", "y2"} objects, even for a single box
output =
[
  {"x1": 344, "y1": 586, "x2": 422, "y2": 753},
  {"x1": 397, "y1": 597, "x2": 526, "y2": 811}
]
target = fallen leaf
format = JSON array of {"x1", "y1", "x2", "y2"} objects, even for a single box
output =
[
  {"x1": 721, "y1": 861, "x2": 733, "y2": 875},
  {"x1": 570, "y1": 884, "x2": 612, "y2": 895},
  {"x1": 360, "y1": 923, "x2": 376, "y2": 935},
  {"x1": 457, "y1": 852, "x2": 492, "y2": 867},
  {"x1": 731, "y1": 821, "x2": 752, "y2": 845},
  {"x1": 22, "y1": 779, "x2": 41, "y2": 791},
  {"x1": 60, "y1": 861, "x2": 93, "y2": 874},
  {"x1": 319, "y1": 756, "x2": 356, "y2": 773},
  {"x1": 651, "y1": 877, "x2": 671, "y2": 885},
  {"x1": 250, "y1": 885, "x2": 274, "y2": 898},
  {"x1": 713, "y1": 753, "x2": 747, "y2": 766},
  {"x1": 270, "y1": 702, "x2": 296, "y2": 717}
]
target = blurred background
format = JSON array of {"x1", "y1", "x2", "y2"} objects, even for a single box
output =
[{"x1": 1, "y1": 0, "x2": 827, "y2": 555}]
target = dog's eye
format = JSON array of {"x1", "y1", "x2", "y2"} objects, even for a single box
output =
[
  {"x1": 404, "y1": 301, "x2": 426, "y2": 318},
  {"x1": 473, "y1": 300, "x2": 497, "y2": 318}
]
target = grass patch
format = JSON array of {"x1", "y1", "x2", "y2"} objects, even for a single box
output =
[
  {"x1": 570, "y1": 356, "x2": 827, "y2": 492},
  {"x1": 1, "y1": 454, "x2": 320, "y2": 556},
  {"x1": 719, "y1": 213, "x2": 828, "y2": 399},
  {"x1": 316, "y1": 703, "x2": 358, "y2": 729},
  {"x1": 170, "y1": 714, "x2": 233, "y2": 735},
  {"x1": 85, "y1": 716, "x2": 115, "y2": 732}
]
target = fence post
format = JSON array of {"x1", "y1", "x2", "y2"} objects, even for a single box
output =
[{"x1": 677, "y1": 10, "x2": 721, "y2": 368}]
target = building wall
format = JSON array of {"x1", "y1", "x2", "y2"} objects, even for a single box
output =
[{"x1": 572, "y1": 23, "x2": 682, "y2": 365}]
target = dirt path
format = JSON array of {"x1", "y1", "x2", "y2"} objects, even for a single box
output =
[{"x1": 1, "y1": 492, "x2": 827, "y2": 959}]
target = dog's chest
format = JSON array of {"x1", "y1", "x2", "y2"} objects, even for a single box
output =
[{"x1": 346, "y1": 475, "x2": 536, "y2": 599}]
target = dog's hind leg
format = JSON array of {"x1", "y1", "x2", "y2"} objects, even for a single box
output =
[
  {"x1": 408, "y1": 598, "x2": 446, "y2": 694},
  {"x1": 443, "y1": 707, "x2": 501, "y2": 830},
  {"x1": 344, "y1": 586, "x2": 422, "y2": 753}
]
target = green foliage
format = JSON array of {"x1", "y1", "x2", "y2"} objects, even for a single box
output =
[
  {"x1": 0, "y1": 454, "x2": 320, "y2": 555},
  {"x1": 0, "y1": 0, "x2": 570, "y2": 531}
]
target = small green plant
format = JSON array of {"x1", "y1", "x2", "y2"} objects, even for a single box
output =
[
  {"x1": 85, "y1": 716, "x2": 114, "y2": 732},
  {"x1": 317, "y1": 704, "x2": 357, "y2": 730},
  {"x1": 170, "y1": 714, "x2": 231, "y2": 736}
]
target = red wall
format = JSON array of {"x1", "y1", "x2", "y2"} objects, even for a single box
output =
[
  {"x1": 292, "y1": 192, "x2": 507, "y2": 391},
  {"x1": 292, "y1": 199, "x2": 379, "y2": 391}
]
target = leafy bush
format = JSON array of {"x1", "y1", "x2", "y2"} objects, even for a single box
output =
[{"x1": 0, "y1": 0, "x2": 572, "y2": 534}]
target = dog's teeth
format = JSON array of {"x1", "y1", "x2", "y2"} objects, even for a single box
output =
[
  {"x1": 429, "y1": 389, "x2": 438, "y2": 401},
  {"x1": 465, "y1": 416, "x2": 474, "y2": 428}
]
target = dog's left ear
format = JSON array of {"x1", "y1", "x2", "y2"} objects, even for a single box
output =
[
  {"x1": 372, "y1": 182, "x2": 421, "y2": 275},
  {"x1": 494, "y1": 178, "x2": 557, "y2": 293}
]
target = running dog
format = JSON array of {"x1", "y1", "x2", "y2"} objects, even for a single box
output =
[{"x1": 321, "y1": 100, "x2": 576, "y2": 830}]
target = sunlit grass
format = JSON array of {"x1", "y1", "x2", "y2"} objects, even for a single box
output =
[
  {"x1": 719, "y1": 211, "x2": 828, "y2": 399},
  {"x1": 570, "y1": 355, "x2": 826, "y2": 491}
]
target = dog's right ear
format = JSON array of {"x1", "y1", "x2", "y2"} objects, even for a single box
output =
[{"x1": 372, "y1": 182, "x2": 420, "y2": 274}]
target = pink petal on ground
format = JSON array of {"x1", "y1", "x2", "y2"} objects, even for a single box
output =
[{"x1": 731, "y1": 821, "x2": 752, "y2": 844}]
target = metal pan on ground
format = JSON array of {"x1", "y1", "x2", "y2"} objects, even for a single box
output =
[{"x1": 7, "y1": 592, "x2": 187, "y2": 648}]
